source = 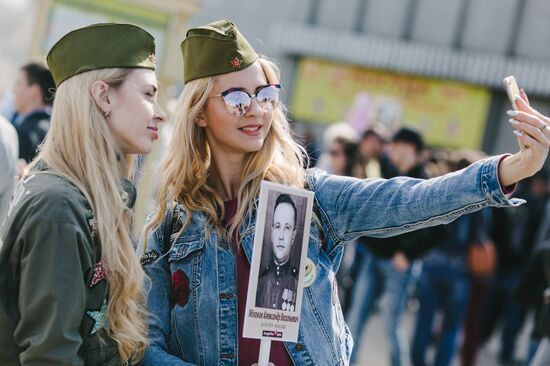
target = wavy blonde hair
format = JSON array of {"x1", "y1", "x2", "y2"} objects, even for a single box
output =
[
  {"x1": 30, "y1": 69, "x2": 147, "y2": 362},
  {"x1": 146, "y1": 57, "x2": 307, "y2": 243}
]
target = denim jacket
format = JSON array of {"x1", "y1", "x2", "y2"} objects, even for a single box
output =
[{"x1": 138, "y1": 156, "x2": 522, "y2": 366}]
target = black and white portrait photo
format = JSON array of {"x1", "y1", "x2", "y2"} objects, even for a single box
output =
[
  {"x1": 255, "y1": 192, "x2": 307, "y2": 311},
  {"x1": 243, "y1": 181, "x2": 314, "y2": 341}
]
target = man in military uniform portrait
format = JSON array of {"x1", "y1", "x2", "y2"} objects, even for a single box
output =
[{"x1": 256, "y1": 193, "x2": 299, "y2": 311}]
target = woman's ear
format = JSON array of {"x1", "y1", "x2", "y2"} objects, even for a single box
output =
[
  {"x1": 90, "y1": 80, "x2": 112, "y2": 117},
  {"x1": 196, "y1": 110, "x2": 207, "y2": 127}
]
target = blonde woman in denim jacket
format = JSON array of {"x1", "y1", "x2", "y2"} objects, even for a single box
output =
[{"x1": 138, "y1": 19, "x2": 549, "y2": 366}]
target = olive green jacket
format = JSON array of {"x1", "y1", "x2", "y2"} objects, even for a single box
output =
[{"x1": 0, "y1": 162, "x2": 123, "y2": 365}]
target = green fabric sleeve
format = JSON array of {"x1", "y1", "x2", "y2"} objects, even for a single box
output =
[{"x1": 14, "y1": 221, "x2": 93, "y2": 366}]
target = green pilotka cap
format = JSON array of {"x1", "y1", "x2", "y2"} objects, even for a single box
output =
[
  {"x1": 180, "y1": 19, "x2": 258, "y2": 83},
  {"x1": 46, "y1": 23, "x2": 156, "y2": 87}
]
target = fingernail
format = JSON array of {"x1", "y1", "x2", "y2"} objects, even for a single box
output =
[
  {"x1": 513, "y1": 129, "x2": 523, "y2": 137},
  {"x1": 506, "y1": 110, "x2": 519, "y2": 117},
  {"x1": 509, "y1": 118, "x2": 520, "y2": 126}
]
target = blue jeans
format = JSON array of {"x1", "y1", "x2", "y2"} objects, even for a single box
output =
[
  {"x1": 411, "y1": 266, "x2": 470, "y2": 366},
  {"x1": 346, "y1": 249, "x2": 415, "y2": 366}
]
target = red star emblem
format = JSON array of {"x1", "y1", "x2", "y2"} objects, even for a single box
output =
[{"x1": 231, "y1": 57, "x2": 242, "y2": 69}]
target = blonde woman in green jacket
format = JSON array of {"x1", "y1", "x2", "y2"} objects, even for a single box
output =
[{"x1": 0, "y1": 23, "x2": 166, "y2": 365}]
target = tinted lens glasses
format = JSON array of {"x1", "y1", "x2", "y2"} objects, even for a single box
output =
[{"x1": 216, "y1": 83, "x2": 281, "y2": 116}]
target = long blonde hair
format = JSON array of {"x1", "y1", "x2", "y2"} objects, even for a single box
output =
[
  {"x1": 31, "y1": 69, "x2": 147, "y2": 361},
  {"x1": 146, "y1": 57, "x2": 307, "y2": 243}
]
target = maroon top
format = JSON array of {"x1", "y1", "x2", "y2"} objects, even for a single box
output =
[{"x1": 223, "y1": 198, "x2": 293, "y2": 366}]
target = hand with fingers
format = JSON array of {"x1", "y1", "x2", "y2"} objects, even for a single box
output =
[{"x1": 499, "y1": 89, "x2": 550, "y2": 187}]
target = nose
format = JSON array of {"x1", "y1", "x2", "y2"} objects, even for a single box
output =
[
  {"x1": 244, "y1": 97, "x2": 265, "y2": 118},
  {"x1": 154, "y1": 102, "x2": 167, "y2": 123}
]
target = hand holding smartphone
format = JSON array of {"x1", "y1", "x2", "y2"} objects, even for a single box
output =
[{"x1": 503, "y1": 75, "x2": 528, "y2": 148}]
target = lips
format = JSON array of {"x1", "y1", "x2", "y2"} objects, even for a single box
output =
[
  {"x1": 147, "y1": 126, "x2": 159, "y2": 141},
  {"x1": 238, "y1": 124, "x2": 262, "y2": 136},
  {"x1": 240, "y1": 126, "x2": 260, "y2": 131}
]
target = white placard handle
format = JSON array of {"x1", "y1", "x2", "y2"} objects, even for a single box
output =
[{"x1": 258, "y1": 339, "x2": 272, "y2": 366}]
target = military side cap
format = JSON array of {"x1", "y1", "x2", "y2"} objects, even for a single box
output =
[
  {"x1": 180, "y1": 19, "x2": 258, "y2": 83},
  {"x1": 47, "y1": 23, "x2": 156, "y2": 87}
]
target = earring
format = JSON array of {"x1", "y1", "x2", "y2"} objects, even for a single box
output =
[{"x1": 103, "y1": 110, "x2": 110, "y2": 118}]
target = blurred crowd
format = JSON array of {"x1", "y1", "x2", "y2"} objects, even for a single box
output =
[
  {"x1": 304, "y1": 123, "x2": 550, "y2": 366},
  {"x1": 1, "y1": 61, "x2": 549, "y2": 366}
]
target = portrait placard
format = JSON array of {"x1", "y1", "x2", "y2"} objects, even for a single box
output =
[{"x1": 243, "y1": 181, "x2": 314, "y2": 342}]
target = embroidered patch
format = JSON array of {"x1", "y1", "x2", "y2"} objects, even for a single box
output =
[
  {"x1": 90, "y1": 262, "x2": 108, "y2": 288},
  {"x1": 171, "y1": 270, "x2": 190, "y2": 306},
  {"x1": 303, "y1": 257, "x2": 317, "y2": 287},
  {"x1": 87, "y1": 216, "x2": 97, "y2": 240},
  {"x1": 230, "y1": 57, "x2": 242, "y2": 69},
  {"x1": 86, "y1": 301, "x2": 108, "y2": 336},
  {"x1": 140, "y1": 250, "x2": 159, "y2": 266}
]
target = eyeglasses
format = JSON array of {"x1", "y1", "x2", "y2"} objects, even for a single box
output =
[{"x1": 211, "y1": 84, "x2": 281, "y2": 116}]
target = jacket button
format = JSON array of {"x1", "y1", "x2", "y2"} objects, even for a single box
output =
[
  {"x1": 219, "y1": 293, "x2": 235, "y2": 299},
  {"x1": 295, "y1": 343, "x2": 305, "y2": 351}
]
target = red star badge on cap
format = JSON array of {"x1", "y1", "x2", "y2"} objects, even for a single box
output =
[{"x1": 231, "y1": 57, "x2": 242, "y2": 69}]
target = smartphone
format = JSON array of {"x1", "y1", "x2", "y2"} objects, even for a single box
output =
[
  {"x1": 503, "y1": 75, "x2": 528, "y2": 148},
  {"x1": 503, "y1": 75, "x2": 521, "y2": 110}
]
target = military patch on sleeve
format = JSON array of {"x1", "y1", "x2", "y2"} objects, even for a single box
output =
[
  {"x1": 140, "y1": 250, "x2": 159, "y2": 267},
  {"x1": 86, "y1": 300, "x2": 108, "y2": 336},
  {"x1": 90, "y1": 261, "x2": 108, "y2": 288}
]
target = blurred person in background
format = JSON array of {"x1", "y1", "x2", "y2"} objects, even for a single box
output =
[
  {"x1": 315, "y1": 121, "x2": 359, "y2": 173},
  {"x1": 457, "y1": 151, "x2": 498, "y2": 366},
  {"x1": 326, "y1": 136, "x2": 364, "y2": 178},
  {"x1": 358, "y1": 125, "x2": 397, "y2": 179},
  {"x1": 516, "y1": 245, "x2": 550, "y2": 366},
  {"x1": 411, "y1": 152, "x2": 492, "y2": 366},
  {"x1": 347, "y1": 127, "x2": 440, "y2": 366},
  {"x1": 515, "y1": 175, "x2": 550, "y2": 365},
  {"x1": 325, "y1": 136, "x2": 365, "y2": 311},
  {"x1": 0, "y1": 23, "x2": 166, "y2": 365},
  {"x1": 478, "y1": 171, "x2": 549, "y2": 365},
  {"x1": 12, "y1": 62, "x2": 55, "y2": 164},
  {"x1": 0, "y1": 115, "x2": 18, "y2": 222}
]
